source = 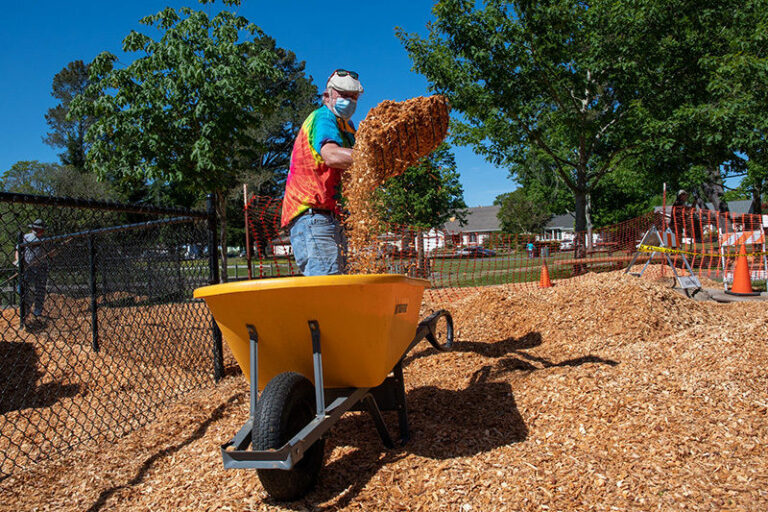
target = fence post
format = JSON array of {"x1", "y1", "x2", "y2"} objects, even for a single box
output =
[
  {"x1": 207, "y1": 194, "x2": 224, "y2": 382},
  {"x1": 88, "y1": 234, "x2": 99, "y2": 352},
  {"x1": 17, "y1": 232, "x2": 26, "y2": 325}
]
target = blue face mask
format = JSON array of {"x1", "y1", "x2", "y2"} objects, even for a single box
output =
[{"x1": 333, "y1": 97, "x2": 357, "y2": 119}]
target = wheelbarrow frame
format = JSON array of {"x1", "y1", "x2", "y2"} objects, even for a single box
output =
[{"x1": 221, "y1": 309, "x2": 453, "y2": 471}]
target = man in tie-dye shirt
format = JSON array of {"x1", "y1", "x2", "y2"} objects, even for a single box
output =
[{"x1": 281, "y1": 69, "x2": 363, "y2": 275}]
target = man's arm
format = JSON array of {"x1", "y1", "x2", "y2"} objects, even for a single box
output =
[{"x1": 321, "y1": 143, "x2": 354, "y2": 169}]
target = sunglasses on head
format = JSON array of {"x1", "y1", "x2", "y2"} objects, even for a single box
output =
[{"x1": 332, "y1": 69, "x2": 359, "y2": 80}]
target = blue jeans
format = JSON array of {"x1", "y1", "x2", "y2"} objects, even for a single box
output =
[
  {"x1": 20, "y1": 265, "x2": 48, "y2": 320},
  {"x1": 289, "y1": 211, "x2": 347, "y2": 276}
]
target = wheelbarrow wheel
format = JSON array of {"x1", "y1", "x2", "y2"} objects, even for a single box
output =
[
  {"x1": 254, "y1": 372, "x2": 325, "y2": 501},
  {"x1": 426, "y1": 310, "x2": 454, "y2": 351}
]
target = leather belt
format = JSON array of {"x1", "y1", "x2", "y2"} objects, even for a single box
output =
[{"x1": 304, "y1": 208, "x2": 338, "y2": 219}]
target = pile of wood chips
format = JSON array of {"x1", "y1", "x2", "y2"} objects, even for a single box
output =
[
  {"x1": 2, "y1": 270, "x2": 767, "y2": 511},
  {"x1": 344, "y1": 95, "x2": 449, "y2": 273}
]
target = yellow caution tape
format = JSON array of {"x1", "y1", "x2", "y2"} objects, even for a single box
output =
[{"x1": 638, "y1": 244, "x2": 768, "y2": 258}]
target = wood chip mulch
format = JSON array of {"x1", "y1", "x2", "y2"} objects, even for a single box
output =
[{"x1": 2, "y1": 270, "x2": 767, "y2": 511}]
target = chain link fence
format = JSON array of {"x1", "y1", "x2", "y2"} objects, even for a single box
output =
[{"x1": 0, "y1": 192, "x2": 223, "y2": 478}]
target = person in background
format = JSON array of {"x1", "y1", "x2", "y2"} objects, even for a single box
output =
[
  {"x1": 280, "y1": 69, "x2": 363, "y2": 276},
  {"x1": 526, "y1": 241, "x2": 535, "y2": 258},
  {"x1": 14, "y1": 219, "x2": 51, "y2": 327},
  {"x1": 671, "y1": 189, "x2": 689, "y2": 242},
  {"x1": 672, "y1": 189, "x2": 689, "y2": 209}
]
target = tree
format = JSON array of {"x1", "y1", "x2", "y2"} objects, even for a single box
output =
[
  {"x1": 494, "y1": 189, "x2": 551, "y2": 234},
  {"x1": 398, "y1": 0, "x2": 744, "y2": 252},
  {"x1": 44, "y1": 60, "x2": 95, "y2": 171},
  {"x1": 70, "y1": 0, "x2": 299, "y2": 279},
  {"x1": 234, "y1": 43, "x2": 319, "y2": 198},
  {"x1": 226, "y1": 43, "x2": 319, "y2": 251},
  {"x1": 376, "y1": 143, "x2": 467, "y2": 229},
  {"x1": 508, "y1": 149, "x2": 573, "y2": 217},
  {"x1": 694, "y1": 0, "x2": 768, "y2": 215},
  {"x1": 1, "y1": 161, "x2": 115, "y2": 199}
]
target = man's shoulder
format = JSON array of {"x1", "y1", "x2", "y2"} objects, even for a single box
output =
[{"x1": 306, "y1": 105, "x2": 334, "y2": 123}]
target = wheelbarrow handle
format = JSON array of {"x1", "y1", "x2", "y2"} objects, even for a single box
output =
[{"x1": 410, "y1": 309, "x2": 454, "y2": 352}]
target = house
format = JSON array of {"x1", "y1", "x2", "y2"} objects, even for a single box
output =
[
  {"x1": 442, "y1": 205, "x2": 577, "y2": 244},
  {"x1": 442, "y1": 205, "x2": 501, "y2": 246},
  {"x1": 542, "y1": 213, "x2": 576, "y2": 242}
]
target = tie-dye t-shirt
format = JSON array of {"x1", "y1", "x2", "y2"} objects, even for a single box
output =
[{"x1": 280, "y1": 105, "x2": 356, "y2": 227}]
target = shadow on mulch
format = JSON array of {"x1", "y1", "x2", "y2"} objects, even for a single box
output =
[
  {"x1": 402, "y1": 331, "x2": 544, "y2": 368},
  {"x1": 83, "y1": 392, "x2": 245, "y2": 512},
  {"x1": 0, "y1": 340, "x2": 80, "y2": 415},
  {"x1": 404, "y1": 332, "x2": 619, "y2": 373},
  {"x1": 283, "y1": 334, "x2": 620, "y2": 509}
]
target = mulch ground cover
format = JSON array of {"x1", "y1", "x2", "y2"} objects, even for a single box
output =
[{"x1": 1, "y1": 269, "x2": 767, "y2": 511}]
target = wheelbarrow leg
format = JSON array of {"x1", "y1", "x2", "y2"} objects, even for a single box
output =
[
  {"x1": 393, "y1": 362, "x2": 410, "y2": 445},
  {"x1": 362, "y1": 394, "x2": 395, "y2": 449}
]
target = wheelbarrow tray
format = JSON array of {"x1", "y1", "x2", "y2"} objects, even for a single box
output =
[{"x1": 193, "y1": 274, "x2": 429, "y2": 389}]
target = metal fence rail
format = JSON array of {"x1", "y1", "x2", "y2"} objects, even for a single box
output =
[{"x1": 0, "y1": 192, "x2": 222, "y2": 478}]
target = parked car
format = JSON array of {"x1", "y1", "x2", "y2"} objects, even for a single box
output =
[{"x1": 456, "y1": 247, "x2": 497, "y2": 258}]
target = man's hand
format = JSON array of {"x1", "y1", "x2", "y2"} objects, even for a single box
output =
[{"x1": 321, "y1": 142, "x2": 354, "y2": 169}]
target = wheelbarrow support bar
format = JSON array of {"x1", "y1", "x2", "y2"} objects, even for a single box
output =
[
  {"x1": 221, "y1": 310, "x2": 453, "y2": 471},
  {"x1": 222, "y1": 320, "x2": 371, "y2": 470}
]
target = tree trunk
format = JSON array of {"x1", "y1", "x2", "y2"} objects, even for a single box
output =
[
  {"x1": 749, "y1": 179, "x2": 763, "y2": 215},
  {"x1": 216, "y1": 190, "x2": 228, "y2": 282},
  {"x1": 573, "y1": 188, "x2": 588, "y2": 274},
  {"x1": 699, "y1": 163, "x2": 728, "y2": 213},
  {"x1": 585, "y1": 192, "x2": 594, "y2": 251}
]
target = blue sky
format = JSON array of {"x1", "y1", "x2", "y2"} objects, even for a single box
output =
[{"x1": 0, "y1": 0, "x2": 514, "y2": 206}]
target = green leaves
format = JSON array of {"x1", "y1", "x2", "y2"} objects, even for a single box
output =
[
  {"x1": 376, "y1": 144, "x2": 468, "y2": 229},
  {"x1": 400, "y1": 0, "x2": 766, "y2": 227},
  {"x1": 71, "y1": 0, "x2": 296, "y2": 201}
]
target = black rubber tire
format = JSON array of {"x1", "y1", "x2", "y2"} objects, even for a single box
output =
[{"x1": 254, "y1": 372, "x2": 325, "y2": 501}]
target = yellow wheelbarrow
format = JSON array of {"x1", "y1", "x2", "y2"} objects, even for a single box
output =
[{"x1": 193, "y1": 274, "x2": 453, "y2": 501}]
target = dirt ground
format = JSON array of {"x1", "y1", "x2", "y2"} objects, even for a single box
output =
[{"x1": 1, "y1": 269, "x2": 767, "y2": 511}]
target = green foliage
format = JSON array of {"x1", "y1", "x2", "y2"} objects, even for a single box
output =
[
  {"x1": 45, "y1": 60, "x2": 95, "y2": 171},
  {"x1": 495, "y1": 189, "x2": 551, "y2": 234},
  {"x1": 504, "y1": 149, "x2": 573, "y2": 216},
  {"x1": 71, "y1": 3, "x2": 285, "y2": 197},
  {"x1": 398, "y1": 0, "x2": 754, "y2": 230},
  {"x1": 692, "y1": 0, "x2": 768, "y2": 212},
  {"x1": 589, "y1": 159, "x2": 666, "y2": 226},
  {"x1": 1, "y1": 161, "x2": 116, "y2": 199},
  {"x1": 69, "y1": 0, "x2": 316, "y2": 275},
  {"x1": 376, "y1": 143, "x2": 467, "y2": 229}
]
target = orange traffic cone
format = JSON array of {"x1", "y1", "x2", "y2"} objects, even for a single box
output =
[
  {"x1": 725, "y1": 244, "x2": 760, "y2": 296},
  {"x1": 539, "y1": 258, "x2": 554, "y2": 288}
]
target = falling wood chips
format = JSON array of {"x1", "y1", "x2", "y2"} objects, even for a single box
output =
[
  {"x1": 2, "y1": 270, "x2": 768, "y2": 511},
  {"x1": 344, "y1": 95, "x2": 449, "y2": 274}
]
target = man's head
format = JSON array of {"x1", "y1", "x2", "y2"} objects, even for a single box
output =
[
  {"x1": 677, "y1": 189, "x2": 688, "y2": 199},
  {"x1": 323, "y1": 69, "x2": 363, "y2": 120},
  {"x1": 28, "y1": 219, "x2": 45, "y2": 235}
]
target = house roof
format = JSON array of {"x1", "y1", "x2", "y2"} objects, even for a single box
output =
[
  {"x1": 654, "y1": 199, "x2": 756, "y2": 215},
  {"x1": 440, "y1": 199, "x2": 760, "y2": 235},
  {"x1": 545, "y1": 213, "x2": 575, "y2": 231},
  {"x1": 443, "y1": 205, "x2": 501, "y2": 232},
  {"x1": 442, "y1": 205, "x2": 576, "y2": 233}
]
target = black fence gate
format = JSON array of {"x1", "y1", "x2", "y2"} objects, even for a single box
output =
[{"x1": 0, "y1": 192, "x2": 223, "y2": 478}]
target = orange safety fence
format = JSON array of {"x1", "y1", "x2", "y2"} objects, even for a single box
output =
[{"x1": 244, "y1": 196, "x2": 768, "y2": 301}]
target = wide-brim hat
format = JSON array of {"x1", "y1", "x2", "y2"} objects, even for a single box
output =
[
  {"x1": 28, "y1": 219, "x2": 46, "y2": 230},
  {"x1": 327, "y1": 70, "x2": 364, "y2": 93}
]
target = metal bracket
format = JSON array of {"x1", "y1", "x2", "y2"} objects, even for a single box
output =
[
  {"x1": 308, "y1": 320, "x2": 326, "y2": 418},
  {"x1": 246, "y1": 323, "x2": 258, "y2": 447}
]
